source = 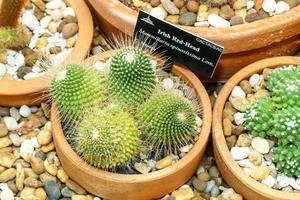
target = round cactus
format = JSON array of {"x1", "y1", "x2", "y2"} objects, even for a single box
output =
[
  {"x1": 51, "y1": 64, "x2": 107, "y2": 121},
  {"x1": 137, "y1": 91, "x2": 196, "y2": 154},
  {"x1": 77, "y1": 105, "x2": 141, "y2": 169},
  {"x1": 270, "y1": 107, "x2": 300, "y2": 147},
  {"x1": 244, "y1": 98, "x2": 276, "y2": 138},
  {"x1": 109, "y1": 47, "x2": 156, "y2": 107},
  {"x1": 273, "y1": 144, "x2": 300, "y2": 177},
  {"x1": 267, "y1": 66, "x2": 300, "y2": 108}
]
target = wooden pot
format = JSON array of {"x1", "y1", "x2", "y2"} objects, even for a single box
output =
[
  {"x1": 0, "y1": 0, "x2": 93, "y2": 107},
  {"x1": 51, "y1": 50, "x2": 212, "y2": 200},
  {"x1": 85, "y1": 0, "x2": 300, "y2": 82},
  {"x1": 212, "y1": 56, "x2": 300, "y2": 200}
]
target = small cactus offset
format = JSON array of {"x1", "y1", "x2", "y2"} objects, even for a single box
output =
[
  {"x1": 51, "y1": 64, "x2": 107, "y2": 121},
  {"x1": 267, "y1": 65, "x2": 300, "y2": 108},
  {"x1": 137, "y1": 91, "x2": 197, "y2": 155},
  {"x1": 0, "y1": 28, "x2": 17, "y2": 49},
  {"x1": 244, "y1": 98, "x2": 276, "y2": 138},
  {"x1": 109, "y1": 47, "x2": 156, "y2": 107},
  {"x1": 0, "y1": 0, "x2": 26, "y2": 27},
  {"x1": 273, "y1": 144, "x2": 300, "y2": 177},
  {"x1": 77, "y1": 105, "x2": 141, "y2": 169}
]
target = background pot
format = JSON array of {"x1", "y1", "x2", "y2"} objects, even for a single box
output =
[
  {"x1": 51, "y1": 50, "x2": 212, "y2": 200},
  {"x1": 85, "y1": 0, "x2": 300, "y2": 82},
  {"x1": 0, "y1": 0, "x2": 93, "y2": 107},
  {"x1": 212, "y1": 56, "x2": 300, "y2": 200}
]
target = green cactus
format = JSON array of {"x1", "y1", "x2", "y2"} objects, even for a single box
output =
[
  {"x1": 273, "y1": 144, "x2": 300, "y2": 177},
  {"x1": 0, "y1": 28, "x2": 17, "y2": 49},
  {"x1": 244, "y1": 98, "x2": 276, "y2": 138},
  {"x1": 109, "y1": 47, "x2": 156, "y2": 107},
  {"x1": 267, "y1": 66, "x2": 300, "y2": 108},
  {"x1": 77, "y1": 105, "x2": 141, "y2": 169},
  {"x1": 51, "y1": 64, "x2": 107, "y2": 121},
  {"x1": 137, "y1": 91, "x2": 196, "y2": 154}
]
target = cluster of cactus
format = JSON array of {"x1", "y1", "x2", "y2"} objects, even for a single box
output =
[
  {"x1": 0, "y1": 0, "x2": 31, "y2": 50},
  {"x1": 50, "y1": 46, "x2": 199, "y2": 170},
  {"x1": 244, "y1": 65, "x2": 300, "y2": 177}
]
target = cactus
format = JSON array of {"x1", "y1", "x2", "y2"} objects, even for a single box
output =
[
  {"x1": 109, "y1": 47, "x2": 156, "y2": 107},
  {"x1": 267, "y1": 66, "x2": 300, "y2": 108},
  {"x1": 273, "y1": 144, "x2": 300, "y2": 177},
  {"x1": 244, "y1": 98, "x2": 276, "y2": 138},
  {"x1": 0, "y1": 0, "x2": 26, "y2": 27},
  {"x1": 0, "y1": 25, "x2": 32, "y2": 50},
  {"x1": 51, "y1": 64, "x2": 107, "y2": 121},
  {"x1": 77, "y1": 105, "x2": 141, "y2": 169},
  {"x1": 137, "y1": 91, "x2": 196, "y2": 154}
]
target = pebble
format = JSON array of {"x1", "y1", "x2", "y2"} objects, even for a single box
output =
[
  {"x1": 277, "y1": 174, "x2": 290, "y2": 189},
  {"x1": 289, "y1": 178, "x2": 300, "y2": 190},
  {"x1": 22, "y1": 12, "x2": 40, "y2": 31},
  {"x1": 221, "y1": 188, "x2": 235, "y2": 199},
  {"x1": 237, "y1": 159, "x2": 255, "y2": 168},
  {"x1": 44, "y1": 180, "x2": 61, "y2": 200},
  {"x1": 204, "y1": 180, "x2": 215, "y2": 193},
  {"x1": 230, "y1": 193, "x2": 243, "y2": 200},
  {"x1": 233, "y1": 0, "x2": 247, "y2": 9},
  {"x1": 50, "y1": 9, "x2": 63, "y2": 21},
  {"x1": 0, "y1": 137, "x2": 12, "y2": 148},
  {"x1": 40, "y1": 16, "x2": 52, "y2": 29},
  {"x1": 178, "y1": 12, "x2": 197, "y2": 26},
  {"x1": 161, "y1": 0, "x2": 180, "y2": 15},
  {"x1": 62, "y1": 187, "x2": 76, "y2": 197},
  {"x1": 231, "y1": 86, "x2": 246, "y2": 98},
  {"x1": 72, "y1": 195, "x2": 88, "y2": 200},
  {"x1": 9, "y1": 133, "x2": 22, "y2": 146},
  {"x1": 250, "y1": 165, "x2": 271, "y2": 181},
  {"x1": 223, "y1": 118, "x2": 232, "y2": 136},
  {"x1": 254, "y1": 89, "x2": 269, "y2": 99},
  {"x1": 251, "y1": 137, "x2": 270, "y2": 154},
  {"x1": 156, "y1": 156, "x2": 173, "y2": 169},
  {"x1": 219, "y1": 5, "x2": 235, "y2": 20},
  {"x1": 262, "y1": 175, "x2": 276, "y2": 188},
  {"x1": 245, "y1": 13, "x2": 262, "y2": 23},
  {"x1": 46, "y1": 0, "x2": 63, "y2": 9},
  {"x1": 63, "y1": 7, "x2": 76, "y2": 17},
  {"x1": 3, "y1": 117, "x2": 18, "y2": 131},
  {"x1": 233, "y1": 112, "x2": 244, "y2": 126},
  {"x1": 0, "y1": 152, "x2": 15, "y2": 168},
  {"x1": 197, "y1": 172, "x2": 210, "y2": 182},
  {"x1": 275, "y1": 1, "x2": 290, "y2": 14},
  {"x1": 171, "y1": 186, "x2": 194, "y2": 199},
  {"x1": 247, "y1": 0, "x2": 255, "y2": 9},
  {"x1": 19, "y1": 105, "x2": 31, "y2": 117},
  {"x1": 30, "y1": 156, "x2": 45, "y2": 175},
  {"x1": 150, "y1": 7, "x2": 166, "y2": 20},
  {"x1": 262, "y1": 0, "x2": 277, "y2": 12},
  {"x1": 20, "y1": 187, "x2": 35, "y2": 199},
  {"x1": 209, "y1": 166, "x2": 220, "y2": 178},
  {"x1": 0, "y1": 168, "x2": 16, "y2": 183},
  {"x1": 0, "y1": 122, "x2": 8, "y2": 137},
  {"x1": 208, "y1": 14, "x2": 230, "y2": 28},
  {"x1": 37, "y1": 129, "x2": 52, "y2": 146},
  {"x1": 210, "y1": 186, "x2": 220, "y2": 197},
  {"x1": 248, "y1": 151, "x2": 262, "y2": 166},
  {"x1": 45, "y1": 162, "x2": 58, "y2": 176},
  {"x1": 10, "y1": 107, "x2": 21, "y2": 121},
  {"x1": 230, "y1": 147, "x2": 250, "y2": 160},
  {"x1": 62, "y1": 23, "x2": 79, "y2": 39},
  {"x1": 192, "y1": 178, "x2": 207, "y2": 192},
  {"x1": 134, "y1": 162, "x2": 151, "y2": 174},
  {"x1": 236, "y1": 134, "x2": 251, "y2": 147},
  {"x1": 194, "y1": 21, "x2": 210, "y2": 27},
  {"x1": 24, "y1": 177, "x2": 43, "y2": 188},
  {"x1": 66, "y1": 180, "x2": 86, "y2": 195},
  {"x1": 0, "y1": 188, "x2": 14, "y2": 200},
  {"x1": 226, "y1": 135, "x2": 237, "y2": 149},
  {"x1": 230, "y1": 96, "x2": 250, "y2": 112},
  {"x1": 20, "y1": 139, "x2": 34, "y2": 158},
  {"x1": 57, "y1": 169, "x2": 69, "y2": 183},
  {"x1": 35, "y1": 188, "x2": 47, "y2": 200}
]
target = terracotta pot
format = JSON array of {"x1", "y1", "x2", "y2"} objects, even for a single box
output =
[
  {"x1": 0, "y1": 0, "x2": 93, "y2": 107},
  {"x1": 212, "y1": 56, "x2": 300, "y2": 200},
  {"x1": 85, "y1": 0, "x2": 300, "y2": 82},
  {"x1": 51, "y1": 50, "x2": 212, "y2": 200}
]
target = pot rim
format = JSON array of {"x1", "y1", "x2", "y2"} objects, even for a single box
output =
[
  {"x1": 0, "y1": 0, "x2": 93, "y2": 97},
  {"x1": 87, "y1": 0, "x2": 300, "y2": 54},
  {"x1": 51, "y1": 50, "x2": 212, "y2": 183},
  {"x1": 212, "y1": 56, "x2": 300, "y2": 199}
]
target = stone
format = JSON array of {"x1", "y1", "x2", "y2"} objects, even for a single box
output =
[
  {"x1": 32, "y1": 0, "x2": 46, "y2": 11},
  {"x1": 35, "y1": 188, "x2": 47, "y2": 200},
  {"x1": 165, "y1": 15, "x2": 179, "y2": 24},
  {"x1": 0, "y1": 122, "x2": 8, "y2": 137},
  {"x1": 254, "y1": 89, "x2": 269, "y2": 99},
  {"x1": 245, "y1": 13, "x2": 262, "y2": 23},
  {"x1": 0, "y1": 152, "x2": 15, "y2": 168},
  {"x1": 161, "y1": 0, "x2": 180, "y2": 14},
  {"x1": 226, "y1": 135, "x2": 237, "y2": 149},
  {"x1": 236, "y1": 133, "x2": 251, "y2": 147},
  {"x1": 247, "y1": 0, "x2": 255, "y2": 9},
  {"x1": 277, "y1": 174, "x2": 290, "y2": 188},
  {"x1": 178, "y1": 12, "x2": 197, "y2": 25},
  {"x1": 20, "y1": 139, "x2": 34, "y2": 158},
  {"x1": 234, "y1": 112, "x2": 244, "y2": 126},
  {"x1": 204, "y1": 180, "x2": 215, "y2": 193},
  {"x1": 219, "y1": 5, "x2": 235, "y2": 20},
  {"x1": 48, "y1": 21, "x2": 58, "y2": 33},
  {"x1": 19, "y1": 105, "x2": 31, "y2": 118},
  {"x1": 208, "y1": 8, "x2": 220, "y2": 15},
  {"x1": 0, "y1": 168, "x2": 16, "y2": 183},
  {"x1": 57, "y1": 169, "x2": 69, "y2": 183},
  {"x1": 50, "y1": 47, "x2": 62, "y2": 54},
  {"x1": 63, "y1": 7, "x2": 76, "y2": 17},
  {"x1": 45, "y1": 163, "x2": 58, "y2": 176},
  {"x1": 230, "y1": 96, "x2": 250, "y2": 112},
  {"x1": 192, "y1": 178, "x2": 207, "y2": 192},
  {"x1": 237, "y1": 159, "x2": 255, "y2": 168},
  {"x1": 275, "y1": 1, "x2": 290, "y2": 14},
  {"x1": 239, "y1": 80, "x2": 252, "y2": 94},
  {"x1": 40, "y1": 142, "x2": 55, "y2": 153},
  {"x1": 262, "y1": 0, "x2": 277, "y2": 12},
  {"x1": 20, "y1": 187, "x2": 35, "y2": 199},
  {"x1": 44, "y1": 180, "x2": 61, "y2": 200},
  {"x1": 62, "y1": 187, "x2": 75, "y2": 197},
  {"x1": 197, "y1": 12, "x2": 209, "y2": 22},
  {"x1": 30, "y1": 156, "x2": 45, "y2": 175},
  {"x1": 285, "y1": 0, "x2": 297, "y2": 7},
  {"x1": 40, "y1": 172, "x2": 56, "y2": 184},
  {"x1": 223, "y1": 118, "x2": 232, "y2": 136},
  {"x1": 173, "y1": 0, "x2": 185, "y2": 8},
  {"x1": 24, "y1": 177, "x2": 43, "y2": 188},
  {"x1": 0, "y1": 188, "x2": 14, "y2": 200},
  {"x1": 250, "y1": 165, "x2": 271, "y2": 181},
  {"x1": 197, "y1": 172, "x2": 210, "y2": 181},
  {"x1": 37, "y1": 129, "x2": 52, "y2": 146},
  {"x1": 22, "y1": 12, "x2": 40, "y2": 31},
  {"x1": 230, "y1": 193, "x2": 243, "y2": 200},
  {"x1": 36, "y1": 37, "x2": 48, "y2": 49},
  {"x1": 209, "y1": 166, "x2": 220, "y2": 178},
  {"x1": 16, "y1": 163, "x2": 25, "y2": 191},
  {"x1": 186, "y1": 0, "x2": 199, "y2": 13},
  {"x1": 0, "y1": 136, "x2": 12, "y2": 148},
  {"x1": 62, "y1": 23, "x2": 79, "y2": 39},
  {"x1": 66, "y1": 180, "x2": 87, "y2": 195},
  {"x1": 72, "y1": 195, "x2": 88, "y2": 200},
  {"x1": 234, "y1": 8, "x2": 247, "y2": 19},
  {"x1": 289, "y1": 178, "x2": 300, "y2": 190},
  {"x1": 194, "y1": 21, "x2": 210, "y2": 27},
  {"x1": 10, "y1": 107, "x2": 21, "y2": 121},
  {"x1": 134, "y1": 162, "x2": 151, "y2": 174},
  {"x1": 262, "y1": 68, "x2": 272, "y2": 80},
  {"x1": 150, "y1": 7, "x2": 167, "y2": 20},
  {"x1": 171, "y1": 186, "x2": 194, "y2": 200},
  {"x1": 231, "y1": 86, "x2": 246, "y2": 98},
  {"x1": 230, "y1": 147, "x2": 250, "y2": 160},
  {"x1": 221, "y1": 188, "x2": 235, "y2": 199},
  {"x1": 208, "y1": 14, "x2": 230, "y2": 28},
  {"x1": 210, "y1": 186, "x2": 220, "y2": 197},
  {"x1": 262, "y1": 175, "x2": 275, "y2": 188},
  {"x1": 251, "y1": 137, "x2": 270, "y2": 154},
  {"x1": 156, "y1": 156, "x2": 173, "y2": 169},
  {"x1": 46, "y1": 0, "x2": 63, "y2": 9},
  {"x1": 3, "y1": 117, "x2": 18, "y2": 131},
  {"x1": 248, "y1": 151, "x2": 262, "y2": 166},
  {"x1": 7, "y1": 181, "x2": 17, "y2": 193},
  {"x1": 233, "y1": 0, "x2": 247, "y2": 9},
  {"x1": 66, "y1": 37, "x2": 77, "y2": 48}
]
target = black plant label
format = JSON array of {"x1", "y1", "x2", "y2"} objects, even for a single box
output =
[{"x1": 134, "y1": 11, "x2": 224, "y2": 78}]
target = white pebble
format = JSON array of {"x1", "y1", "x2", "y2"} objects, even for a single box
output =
[
  {"x1": 50, "y1": 9, "x2": 63, "y2": 21},
  {"x1": 93, "y1": 198, "x2": 101, "y2": 200},
  {"x1": 0, "y1": 64, "x2": 6, "y2": 77},
  {"x1": 231, "y1": 86, "x2": 246, "y2": 98},
  {"x1": 32, "y1": 65, "x2": 42, "y2": 73},
  {"x1": 194, "y1": 21, "x2": 210, "y2": 27},
  {"x1": 237, "y1": 159, "x2": 255, "y2": 168},
  {"x1": 221, "y1": 188, "x2": 235, "y2": 199},
  {"x1": 22, "y1": 11, "x2": 40, "y2": 31},
  {"x1": 247, "y1": 0, "x2": 255, "y2": 9},
  {"x1": 46, "y1": 0, "x2": 63, "y2": 9},
  {"x1": 234, "y1": 112, "x2": 244, "y2": 125},
  {"x1": 262, "y1": 175, "x2": 275, "y2": 188},
  {"x1": 196, "y1": 116, "x2": 202, "y2": 127},
  {"x1": 275, "y1": 1, "x2": 289, "y2": 14},
  {"x1": 29, "y1": 35, "x2": 39, "y2": 49},
  {"x1": 150, "y1": 7, "x2": 166, "y2": 20},
  {"x1": 208, "y1": 14, "x2": 230, "y2": 28},
  {"x1": 180, "y1": 145, "x2": 190, "y2": 153},
  {"x1": 14, "y1": 53, "x2": 25, "y2": 68},
  {"x1": 249, "y1": 74, "x2": 260, "y2": 87},
  {"x1": 163, "y1": 78, "x2": 174, "y2": 90},
  {"x1": 24, "y1": 72, "x2": 42, "y2": 80},
  {"x1": 230, "y1": 147, "x2": 250, "y2": 160},
  {"x1": 7, "y1": 55, "x2": 15, "y2": 66},
  {"x1": 251, "y1": 137, "x2": 270, "y2": 154},
  {"x1": 262, "y1": 0, "x2": 276, "y2": 13},
  {"x1": 63, "y1": 7, "x2": 75, "y2": 17},
  {"x1": 204, "y1": 180, "x2": 216, "y2": 193},
  {"x1": 20, "y1": 139, "x2": 34, "y2": 158},
  {"x1": 3, "y1": 117, "x2": 18, "y2": 131},
  {"x1": 19, "y1": 105, "x2": 31, "y2": 117},
  {"x1": 0, "y1": 188, "x2": 14, "y2": 200},
  {"x1": 243, "y1": 167, "x2": 252, "y2": 175},
  {"x1": 0, "y1": 183, "x2": 8, "y2": 191},
  {"x1": 44, "y1": 121, "x2": 52, "y2": 132},
  {"x1": 40, "y1": 16, "x2": 52, "y2": 29},
  {"x1": 297, "y1": 178, "x2": 300, "y2": 185},
  {"x1": 150, "y1": 60, "x2": 157, "y2": 70},
  {"x1": 289, "y1": 178, "x2": 300, "y2": 190},
  {"x1": 31, "y1": 137, "x2": 40, "y2": 148},
  {"x1": 277, "y1": 174, "x2": 290, "y2": 189}
]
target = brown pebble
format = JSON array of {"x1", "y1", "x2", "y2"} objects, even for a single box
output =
[
  {"x1": 230, "y1": 15, "x2": 243, "y2": 26},
  {"x1": 239, "y1": 80, "x2": 252, "y2": 94},
  {"x1": 173, "y1": 0, "x2": 186, "y2": 8},
  {"x1": 226, "y1": 135, "x2": 237, "y2": 149},
  {"x1": 245, "y1": 13, "x2": 262, "y2": 23},
  {"x1": 150, "y1": 0, "x2": 161, "y2": 7},
  {"x1": 263, "y1": 68, "x2": 272, "y2": 80},
  {"x1": 219, "y1": 5, "x2": 235, "y2": 20},
  {"x1": 223, "y1": 118, "x2": 232, "y2": 136},
  {"x1": 186, "y1": 0, "x2": 199, "y2": 12},
  {"x1": 34, "y1": 7, "x2": 44, "y2": 20}
]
